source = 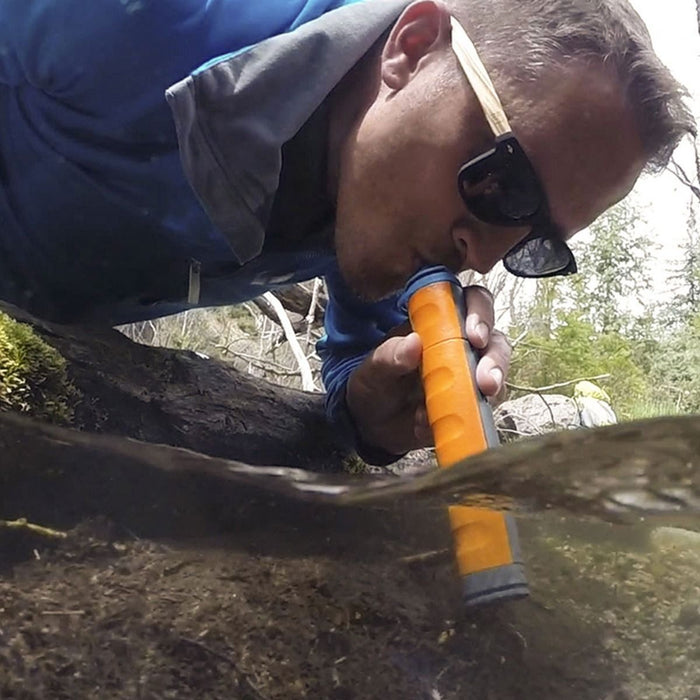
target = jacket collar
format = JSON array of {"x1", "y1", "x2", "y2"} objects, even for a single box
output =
[{"x1": 166, "y1": 0, "x2": 409, "y2": 264}]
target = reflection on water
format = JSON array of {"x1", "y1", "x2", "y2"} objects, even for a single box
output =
[{"x1": 12, "y1": 411, "x2": 700, "y2": 520}]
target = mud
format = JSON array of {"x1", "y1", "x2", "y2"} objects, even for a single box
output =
[{"x1": 2, "y1": 492, "x2": 699, "y2": 699}]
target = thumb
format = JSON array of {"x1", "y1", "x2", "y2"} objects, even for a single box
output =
[{"x1": 371, "y1": 332, "x2": 422, "y2": 378}]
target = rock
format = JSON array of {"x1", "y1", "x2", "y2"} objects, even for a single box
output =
[
  {"x1": 649, "y1": 527, "x2": 700, "y2": 555},
  {"x1": 676, "y1": 602, "x2": 700, "y2": 628},
  {"x1": 494, "y1": 394, "x2": 580, "y2": 441},
  {"x1": 383, "y1": 448, "x2": 437, "y2": 476}
]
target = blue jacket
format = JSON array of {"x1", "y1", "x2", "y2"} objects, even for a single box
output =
[{"x1": 0, "y1": 0, "x2": 410, "y2": 454}]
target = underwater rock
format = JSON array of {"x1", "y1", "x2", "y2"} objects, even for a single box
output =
[
  {"x1": 650, "y1": 526, "x2": 700, "y2": 554},
  {"x1": 676, "y1": 602, "x2": 700, "y2": 628}
]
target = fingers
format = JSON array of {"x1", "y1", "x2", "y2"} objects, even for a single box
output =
[
  {"x1": 345, "y1": 332, "x2": 426, "y2": 454},
  {"x1": 475, "y1": 328, "x2": 511, "y2": 396},
  {"x1": 413, "y1": 403, "x2": 432, "y2": 447},
  {"x1": 345, "y1": 284, "x2": 511, "y2": 455},
  {"x1": 464, "y1": 285, "x2": 495, "y2": 350},
  {"x1": 366, "y1": 332, "x2": 422, "y2": 381},
  {"x1": 462, "y1": 285, "x2": 510, "y2": 396}
]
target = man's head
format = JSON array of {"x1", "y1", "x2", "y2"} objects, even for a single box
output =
[{"x1": 330, "y1": 0, "x2": 695, "y2": 301}]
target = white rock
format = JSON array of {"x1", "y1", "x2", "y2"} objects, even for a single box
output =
[{"x1": 649, "y1": 526, "x2": 700, "y2": 554}]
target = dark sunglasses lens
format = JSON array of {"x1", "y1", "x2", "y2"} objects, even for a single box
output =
[
  {"x1": 503, "y1": 236, "x2": 577, "y2": 278},
  {"x1": 459, "y1": 136, "x2": 542, "y2": 225}
]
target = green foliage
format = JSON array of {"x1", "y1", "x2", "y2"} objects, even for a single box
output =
[
  {"x1": 504, "y1": 197, "x2": 700, "y2": 420},
  {"x1": 509, "y1": 312, "x2": 649, "y2": 419},
  {"x1": 0, "y1": 312, "x2": 80, "y2": 424},
  {"x1": 567, "y1": 201, "x2": 654, "y2": 334},
  {"x1": 647, "y1": 311, "x2": 700, "y2": 414},
  {"x1": 228, "y1": 305, "x2": 258, "y2": 336},
  {"x1": 664, "y1": 207, "x2": 700, "y2": 328}
]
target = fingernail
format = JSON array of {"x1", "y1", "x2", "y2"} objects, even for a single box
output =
[
  {"x1": 476, "y1": 322, "x2": 490, "y2": 347},
  {"x1": 394, "y1": 339, "x2": 408, "y2": 365},
  {"x1": 490, "y1": 368, "x2": 503, "y2": 390}
]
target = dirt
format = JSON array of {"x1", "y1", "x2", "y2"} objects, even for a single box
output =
[
  {"x1": 3, "y1": 475, "x2": 699, "y2": 700},
  {"x1": 1, "y1": 406, "x2": 699, "y2": 700}
]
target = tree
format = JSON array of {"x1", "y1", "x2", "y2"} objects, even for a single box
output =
[
  {"x1": 664, "y1": 200, "x2": 700, "y2": 326},
  {"x1": 566, "y1": 200, "x2": 654, "y2": 334},
  {"x1": 506, "y1": 198, "x2": 658, "y2": 416},
  {"x1": 508, "y1": 311, "x2": 649, "y2": 418},
  {"x1": 648, "y1": 310, "x2": 700, "y2": 413}
]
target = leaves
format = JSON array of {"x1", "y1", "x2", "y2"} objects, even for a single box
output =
[{"x1": 506, "y1": 198, "x2": 699, "y2": 419}]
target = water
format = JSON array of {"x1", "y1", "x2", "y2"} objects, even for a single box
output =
[{"x1": 2, "y1": 411, "x2": 700, "y2": 698}]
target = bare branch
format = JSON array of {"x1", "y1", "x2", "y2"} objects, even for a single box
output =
[
  {"x1": 506, "y1": 373, "x2": 611, "y2": 393},
  {"x1": 251, "y1": 296, "x2": 304, "y2": 331},
  {"x1": 668, "y1": 157, "x2": 700, "y2": 201},
  {"x1": 273, "y1": 282, "x2": 327, "y2": 321},
  {"x1": 261, "y1": 292, "x2": 318, "y2": 392},
  {"x1": 0, "y1": 517, "x2": 68, "y2": 539},
  {"x1": 304, "y1": 277, "x2": 323, "y2": 350},
  {"x1": 508, "y1": 329, "x2": 529, "y2": 348}
]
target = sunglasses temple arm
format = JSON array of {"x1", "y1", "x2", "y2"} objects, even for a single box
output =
[{"x1": 450, "y1": 17, "x2": 512, "y2": 138}]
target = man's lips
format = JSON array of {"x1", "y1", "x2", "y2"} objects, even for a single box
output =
[{"x1": 409, "y1": 248, "x2": 465, "y2": 281}]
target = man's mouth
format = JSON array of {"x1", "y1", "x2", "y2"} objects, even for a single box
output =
[{"x1": 410, "y1": 248, "x2": 465, "y2": 281}]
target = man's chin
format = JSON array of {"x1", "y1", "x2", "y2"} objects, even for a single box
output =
[{"x1": 339, "y1": 263, "x2": 405, "y2": 303}]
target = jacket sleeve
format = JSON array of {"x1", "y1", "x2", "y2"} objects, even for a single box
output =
[
  {"x1": 317, "y1": 263, "x2": 408, "y2": 465},
  {"x1": 0, "y1": 0, "x2": 336, "y2": 115}
]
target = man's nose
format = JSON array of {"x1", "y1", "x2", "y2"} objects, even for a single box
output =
[
  {"x1": 452, "y1": 222, "x2": 531, "y2": 274},
  {"x1": 451, "y1": 222, "x2": 472, "y2": 271}
]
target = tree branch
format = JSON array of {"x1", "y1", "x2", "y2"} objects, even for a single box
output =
[
  {"x1": 506, "y1": 373, "x2": 611, "y2": 394},
  {"x1": 668, "y1": 157, "x2": 700, "y2": 202},
  {"x1": 262, "y1": 292, "x2": 318, "y2": 392}
]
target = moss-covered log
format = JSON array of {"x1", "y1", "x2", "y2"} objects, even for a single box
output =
[{"x1": 0, "y1": 301, "x2": 349, "y2": 471}]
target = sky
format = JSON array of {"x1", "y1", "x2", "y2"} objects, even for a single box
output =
[{"x1": 621, "y1": 0, "x2": 699, "y2": 291}]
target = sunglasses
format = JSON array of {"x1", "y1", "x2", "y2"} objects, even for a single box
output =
[{"x1": 450, "y1": 18, "x2": 577, "y2": 278}]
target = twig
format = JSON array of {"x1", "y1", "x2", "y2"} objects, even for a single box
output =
[
  {"x1": 228, "y1": 351, "x2": 319, "y2": 378},
  {"x1": 668, "y1": 156, "x2": 700, "y2": 202},
  {"x1": 506, "y1": 373, "x2": 611, "y2": 393},
  {"x1": 537, "y1": 391, "x2": 558, "y2": 429},
  {"x1": 42, "y1": 610, "x2": 86, "y2": 616},
  {"x1": 398, "y1": 549, "x2": 451, "y2": 566},
  {"x1": 0, "y1": 518, "x2": 67, "y2": 539},
  {"x1": 304, "y1": 278, "x2": 322, "y2": 350},
  {"x1": 262, "y1": 292, "x2": 318, "y2": 392},
  {"x1": 508, "y1": 328, "x2": 529, "y2": 348}
]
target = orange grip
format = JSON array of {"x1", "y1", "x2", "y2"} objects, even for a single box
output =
[
  {"x1": 407, "y1": 275, "x2": 516, "y2": 580},
  {"x1": 408, "y1": 281, "x2": 488, "y2": 465},
  {"x1": 448, "y1": 505, "x2": 515, "y2": 577}
]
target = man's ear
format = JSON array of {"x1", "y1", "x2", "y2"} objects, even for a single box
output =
[{"x1": 381, "y1": 1, "x2": 452, "y2": 91}]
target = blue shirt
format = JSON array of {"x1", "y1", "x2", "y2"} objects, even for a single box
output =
[{"x1": 0, "y1": 0, "x2": 410, "y2": 453}]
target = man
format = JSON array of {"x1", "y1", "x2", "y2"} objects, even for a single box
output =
[{"x1": 0, "y1": 0, "x2": 693, "y2": 466}]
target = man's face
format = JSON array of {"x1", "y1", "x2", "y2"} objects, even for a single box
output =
[{"x1": 333, "y1": 40, "x2": 645, "y2": 301}]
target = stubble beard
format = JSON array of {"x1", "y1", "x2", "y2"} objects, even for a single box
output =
[{"x1": 334, "y1": 226, "x2": 406, "y2": 303}]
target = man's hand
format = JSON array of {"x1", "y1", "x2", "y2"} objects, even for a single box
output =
[{"x1": 345, "y1": 286, "x2": 510, "y2": 456}]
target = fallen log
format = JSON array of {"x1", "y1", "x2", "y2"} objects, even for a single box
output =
[{"x1": 0, "y1": 302, "x2": 349, "y2": 472}]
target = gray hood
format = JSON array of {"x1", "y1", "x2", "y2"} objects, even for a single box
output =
[{"x1": 166, "y1": 0, "x2": 409, "y2": 264}]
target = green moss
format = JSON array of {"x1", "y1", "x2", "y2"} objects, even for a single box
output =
[
  {"x1": 342, "y1": 454, "x2": 370, "y2": 475},
  {"x1": 0, "y1": 312, "x2": 80, "y2": 424}
]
